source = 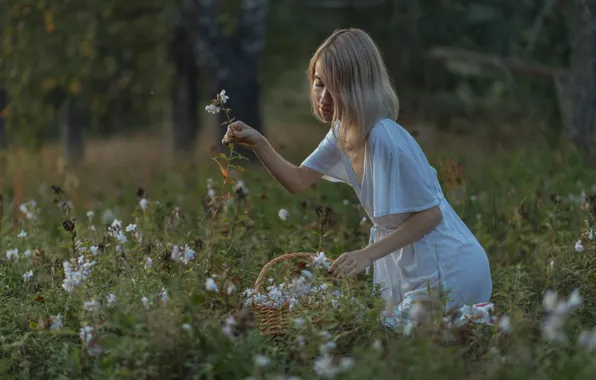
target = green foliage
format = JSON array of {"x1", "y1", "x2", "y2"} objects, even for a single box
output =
[
  {"x1": 1, "y1": 140, "x2": 596, "y2": 378},
  {"x1": 0, "y1": 0, "x2": 575, "y2": 149},
  {"x1": 0, "y1": 0, "x2": 172, "y2": 147}
]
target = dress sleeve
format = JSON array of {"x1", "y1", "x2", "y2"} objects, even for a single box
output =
[
  {"x1": 301, "y1": 126, "x2": 350, "y2": 184},
  {"x1": 371, "y1": 121, "x2": 440, "y2": 217}
]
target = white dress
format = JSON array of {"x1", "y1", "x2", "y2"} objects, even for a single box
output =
[{"x1": 301, "y1": 118, "x2": 492, "y2": 313}]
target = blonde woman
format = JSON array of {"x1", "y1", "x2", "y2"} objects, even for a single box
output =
[{"x1": 223, "y1": 28, "x2": 492, "y2": 320}]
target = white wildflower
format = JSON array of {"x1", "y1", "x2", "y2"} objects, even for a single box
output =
[
  {"x1": 125, "y1": 224, "x2": 137, "y2": 232},
  {"x1": 50, "y1": 314, "x2": 63, "y2": 330},
  {"x1": 17, "y1": 230, "x2": 28, "y2": 239},
  {"x1": 339, "y1": 357, "x2": 356, "y2": 371},
  {"x1": 226, "y1": 283, "x2": 236, "y2": 295},
  {"x1": 116, "y1": 231, "x2": 127, "y2": 244},
  {"x1": 543, "y1": 290, "x2": 558, "y2": 312},
  {"x1": 319, "y1": 341, "x2": 336, "y2": 355},
  {"x1": 300, "y1": 269, "x2": 313, "y2": 278},
  {"x1": 6, "y1": 248, "x2": 19, "y2": 260},
  {"x1": 372, "y1": 339, "x2": 383, "y2": 352},
  {"x1": 23, "y1": 270, "x2": 33, "y2": 282},
  {"x1": 182, "y1": 323, "x2": 192, "y2": 331},
  {"x1": 111, "y1": 219, "x2": 122, "y2": 229},
  {"x1": 107, "y1": 293, "x2": 117, "y2": 306},
  {"x1": 182, "y1": 245, "x2": 195, "y2": 264},
  {"x1": 86, "y1": 210, "x2": 95, "y2": 220},
  {"x1": 278, "y1": 209, "x2": 289, "y2": 221},
  {"x1": 567, "y1": 288, "x2": 583, "y2": 311},
  {"x1": 543, "y1": 315, "x2": 566, "y2": 343},
  {"x1": 161, "y1": 288, "x2": 169, "y2": 304},
  {"x1": 170, "y1": 244, "x2": 180, "y2": 261},
  {"x1": 139, "y1": 198, "x2": 149, "y2": 210},
  {"x1": 498, "y1": 315, "x2": 511, "y2": 333},
  {"x1": 205, "y1": 104, "x2": 220, "y2": 114},
  {"x1": 218, "y1": 90, "x2": 229, "y2": 104},
  {"x1": 578, "y1": 329, "x2": 596, "y2": 351},
  {"x1": 222, "y1": 315, "x2": 237, "y2": 338},
  {"x1": 141, "y1": 296, "x2": 150, "y2": 308},
  {"x1": 575, "y1": 240, "x2": 584, "y2": 252},
  {"x1": 84, "y1": 300, "x2": 99, "y2": 312},
  {"x1": 253, "y1": 354, "x2": 271, "y2": 368},
  {"x1": 233, "y1": 180, "x2": 248, "y2": 195},
  {"x1": 589, "y1": 228, "x2": 595, "y2": 240},
  {"x1": 313, "y1": 252, "x2": 330, "y2": 270},
  {"x1": 90, "y1": 246, "x2": 99, "y2": 256},
  {"x1": 19, "y1": 200, "x2": 37, "y2": 220},
  {"x1": 208, "y1": 188, "x2": 217, "y2": 199},
  {"x1": 79, "y1": 326, "x2": 94, "y2": 345},
  {"x1": 313, "y1": 355, "x2": 338, "y2": 379},
  {"x1": 294, "y1": 317, "x2": 306, "y2": 329},
  {"x1": 206, "y1": 277, "x2": 219, "y2": 292},
  {"x1": 144, "y1": 256, "x2": 153, "y2": 269},
  {"x1": 360, "y1": 216, "x2": 367, "y2": 226},
  {"x1": 62, "y1": 257, "x2": 96, "y2": 293}
]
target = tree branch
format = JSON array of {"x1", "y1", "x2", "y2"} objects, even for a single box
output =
[{"x1": 428, "y1": 46, "x2": 567, "y2": 78}]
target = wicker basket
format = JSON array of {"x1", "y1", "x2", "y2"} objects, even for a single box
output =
[{"x1": 251, "y1": 252, "x2": 331, "y2": 336}]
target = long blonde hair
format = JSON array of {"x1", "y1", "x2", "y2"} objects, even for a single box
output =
[{"x1": 307, "y1": 28, "x2": 399, "y2": 152}]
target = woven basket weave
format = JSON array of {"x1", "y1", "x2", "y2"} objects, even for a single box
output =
[{"x1": 251, "y1": 252, "x2": 331, "y2": 336}]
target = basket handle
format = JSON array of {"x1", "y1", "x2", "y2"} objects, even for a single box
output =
[{"x1": 254, "y1": 252, "x2": 328, "y2": 292}]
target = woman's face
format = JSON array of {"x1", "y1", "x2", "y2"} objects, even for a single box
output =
[{"x1": 312, "y1": 61, "x2": 336, "y2": 123}]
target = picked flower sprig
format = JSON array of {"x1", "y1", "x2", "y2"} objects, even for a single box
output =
[{"x1": 204, "y1": 90, "x2": 248, "y2": 188}]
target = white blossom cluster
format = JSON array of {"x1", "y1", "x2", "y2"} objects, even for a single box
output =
[
  {"x1": 384, "y1": 300, "x2": 499, "y2": 336},
  {"x1": 170, "y1": 244, "x2": 196, "y2": 265},
  {"x1": 243, "y1": 253, "x2": 361, "y2": 310},
  {"x1": 242, "y1": 275, "x2": 362, "y2": 312},
  {"x1": 19, "y1": 200, "x2": 38, "y2": 220},
  {"x1": 313, "y1": 332, "x2": 356, "y2": 379},
  {"x1": 542, "y1": 288, "x2": 582, "y2": 343},
  {"x1": 62, "y1": 255, "x2": 96, "y2": 293}
]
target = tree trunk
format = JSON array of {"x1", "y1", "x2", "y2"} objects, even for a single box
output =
[
  {"x1": 0, "y1": 85, "x2": 6, "y2": 148},
  {"x1": 183, "y1": 0, "x2": 268, "y2": 160},
  {"x1": 170, "y1": 26, "x2": 199, "y2": 155},
  {"x1": 61, "y1": 96, "x2": 86, "y2": 164},
  {"x1": 563, "y1": 0, "x2": 596, "y2": 160},
  {"x1": 216, "y1": 49, "x2": 263, "y2": 160}
]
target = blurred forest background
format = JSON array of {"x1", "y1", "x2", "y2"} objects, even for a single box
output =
[{"x1": 0, "y1": 0, "x2": 595, "y2": 186}]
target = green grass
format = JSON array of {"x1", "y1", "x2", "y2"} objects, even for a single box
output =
[{"x1": 1, "y1": 139, "x2": 596, "y2": 379}]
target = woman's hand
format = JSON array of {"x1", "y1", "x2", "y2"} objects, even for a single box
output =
[
  {"x1": 329, "y1": 249, "x2": 373, "y2": 278},
  {"x1": 222, "y1": 121, "x2": 265, "y2": 150}
]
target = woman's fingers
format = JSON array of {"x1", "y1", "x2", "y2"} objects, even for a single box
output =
[
  {"x1": 332, "y1": 258, "x2": 354, "y2": 277},
  {"x1": 231, "y1": 121, "x2": 243, "y2": 132},
  {"x1": 328, "y1": 254, "x2": 345, "y2": 273}
]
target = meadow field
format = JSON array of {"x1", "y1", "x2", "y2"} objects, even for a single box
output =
[{"x1": 1, "y1": 95, "x2": 596, "y2": 379}]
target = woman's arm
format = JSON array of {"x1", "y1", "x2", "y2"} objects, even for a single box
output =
[
  {"x1": 223, "y1": 121, "x2": 323, "y2": 194},
  {"x1": 253, "y1": 138, "x2": 323, "y2": 195},
  {"x1": 364, "y1": 206, "x2": 443, "y2": 262},
  {"x1": 329, "y1": 206, "x2": 443, "y2": 277}
]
